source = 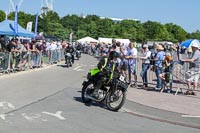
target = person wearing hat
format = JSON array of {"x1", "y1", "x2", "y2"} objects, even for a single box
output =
[
  {"x1": 138, "y1": 44, "x2": 151, "y2": 88},
  {"x1": 181, "y1": 42, "x2": 200, "y2": 96},
  {"x1": 154, "y1": 44, "x2": 166, "y2": 91}
]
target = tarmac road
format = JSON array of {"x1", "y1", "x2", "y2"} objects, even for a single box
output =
[{"x1": 0, "y1": 54, "x2": 199, "y2": 133}]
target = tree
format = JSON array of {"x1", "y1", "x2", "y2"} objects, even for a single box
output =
[
  {"x1": 8, "y1": 11, "x2": 34, "y2": 29},
  {"x1": 143, "y1": 21, "x2": 170, "y2": 41},
  {"x1": 0, "y1": 10, "x2": 6, "y2": 22},
  {"x1": 190, "y1": 30, "x2": 200, "y2": 39},
  {"x1": 165, "y1": 23, "x2": 187, "y2": 42}
]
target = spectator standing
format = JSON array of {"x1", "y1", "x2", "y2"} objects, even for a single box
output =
[
  {"x1": 154, "y1": 45, "x2": 165, "y2": 90},
  {"x1": 181, "y1": 42, "x2": 200, "y2": 96},
  {"x1": 139, "y1": 44, "x2": 151, "y2": 88},
  {"x1": 50, "y1": 40, "x2": 57, "y2": 63},
  {"x1": 125, "y1": 42, "x2": 138, "y2": 86},
  {"x1": 119, "y1": 46, "x2": 128, "y2": 81}
]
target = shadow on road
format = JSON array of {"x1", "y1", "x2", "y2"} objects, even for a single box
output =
[{"x1": 73, "y1": 96, "x2": 107, "y2": 109}]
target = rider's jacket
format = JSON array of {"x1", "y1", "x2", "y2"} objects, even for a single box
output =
[
  {"x1": 97, "y1": 57, "x2": 115, "y2": 81},
  {"x1": 65, "y1": 46, "x2": 75, "y2": 54}
]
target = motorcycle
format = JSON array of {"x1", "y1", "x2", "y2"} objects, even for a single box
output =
[
  {"x1": 81, "y1": 68, "x2": 128, "y2": 111},
  {"x1": 76, "y1": 50, "x2": 81, "y2": 60},
  {"x1": 65, "y1": 52, "x2": 72, "y2": 67}
]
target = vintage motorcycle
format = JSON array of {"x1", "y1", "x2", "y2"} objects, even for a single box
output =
[
  {"x1": 65, "y1": 52, "x2": 72, "y2": 67},
  {"x1": 81, "y1": 68, "x2": 128, "y2": 111},
  {"x1": 76, "y1": 50, "x2": 81, "y2": 60}
]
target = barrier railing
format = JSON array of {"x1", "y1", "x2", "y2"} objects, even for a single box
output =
[
  {"x1": 0, "y1": 49, "x2": 65, "y2": 75},
  {"x1": 172, "y1": 61, "x2": 200, "y2": 95},
  {"x1": 133, "y1": 52, "x2": 200, "y2": 95}
]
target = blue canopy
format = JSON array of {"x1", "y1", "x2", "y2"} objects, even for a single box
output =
[
  {"x1": 0, "y1": 20, "x2": 34, "y2": 37},
  {"x1": 180, "y1": 39, "x2": 200, "y2": 48}
]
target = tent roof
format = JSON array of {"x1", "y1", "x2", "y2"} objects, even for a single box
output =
[
  {"x1": 98, "y1": 37, "x2": 130, "y2": 44},
  {"x1": 77, "y1": 36, "x2": 98, "y2": 43},
  {"x1": 0, "y1": 20, "x2": 34, "y2": 37}
]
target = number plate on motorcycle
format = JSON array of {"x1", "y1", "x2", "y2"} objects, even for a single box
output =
[{"x1": 119, "y1": 75, "x2": 125, "y2": 82}]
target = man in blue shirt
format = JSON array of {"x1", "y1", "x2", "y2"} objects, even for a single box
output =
[{"x1": 154, "y1": 45, "x2": 165, "y2": 90}]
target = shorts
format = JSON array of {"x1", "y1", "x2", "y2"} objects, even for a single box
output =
[
  {"x1": 120, "y1": 60, "x2": 128, "y2": 71},
  {"x1": 186, "y1": 71, "x2": 200, "y2": 83},
  {"x1": 128, "y1": 64, "x2": 136, "y2": 75}
]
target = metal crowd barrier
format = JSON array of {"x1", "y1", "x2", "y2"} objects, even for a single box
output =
[
  {"x1": 172, "y1": 61, "x2": 200, "y2": 95},
  {"x1": 0, "y1": 49, "x2": 65, "y2": 75},
  {"x1": 134, "y1": 51, "x2": 200, "y2": 96}
]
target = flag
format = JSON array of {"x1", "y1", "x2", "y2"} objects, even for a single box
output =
[
  {"x1": 14, "y1": 5, "x2": 18, "y2": 36},
  {"x1": 26, "y1": 21, "x2": 33, "y2": 32},
  {"x1": 69, "y1": 32, "x2": 73, "y2": 44},
  {"x1": 34, "y1": 13, "x2": 39, "y2": 36}
]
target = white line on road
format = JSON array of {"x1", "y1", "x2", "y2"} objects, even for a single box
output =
[
  {"x1": 0, "y1": 102, "x2": 15, "y2": 110},
  {"x1": 22, "y1": 113, "x2": 42, "y2": 122},
  {"x1": 42, "y1": 111, "x2": 65, "y2": 120},
  {"x1": 181, "y1": 115, "x2": 200, "y2": 118},
  {"x1": 74, "y1": 66, "x2": 82, "y2": 70},
  {"x1": 0, "y1": 114, "x2": 7, "y2": 120},
  {"x1": 74, "y1": 66, "x2": 84, "y2": 71}
]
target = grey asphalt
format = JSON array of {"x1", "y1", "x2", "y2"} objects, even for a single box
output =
[{"x1": 0, "y1": 54, "x2": 199, "y2": 133}]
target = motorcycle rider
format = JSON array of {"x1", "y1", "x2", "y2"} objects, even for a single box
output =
[
  {"x1": 75, "y1": 43, "x2": 82, "y2": 58},
  {"x1": 92, "y1": 51, "x2": 119, "y2": 97},
  {"x1": 64, "y1": 43, "x2": 75, "y2": 65},
  {"x1": 76, "y1": 43, "x2": 82, "y2": 51}
]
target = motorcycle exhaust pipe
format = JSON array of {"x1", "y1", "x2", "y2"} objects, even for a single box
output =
[{"x1": 86, "y1": 95, "x2": 102, "y2": 102}]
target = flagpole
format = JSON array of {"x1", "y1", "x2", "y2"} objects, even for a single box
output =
[
  {"x1": 14, "y1": 5, "x2": 18, "y2": 37},
  {"x1": 34, "y1": 13, "x2": 39, "y2": 37}
]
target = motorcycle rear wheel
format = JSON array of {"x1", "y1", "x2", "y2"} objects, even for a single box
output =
[{"x1": 81, "y1": 81, "x2": 94, "y2": 103}]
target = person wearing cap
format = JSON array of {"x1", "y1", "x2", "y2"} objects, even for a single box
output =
[
  {"x1": 181, "y1": 42, "x2": 200, "y2": 96},
  {"x1": 138, "y1": 44, "x2": 151, "y2": 88},
  {"x1": 154, "y1": 44, "x2": 165, "y2": 90}
]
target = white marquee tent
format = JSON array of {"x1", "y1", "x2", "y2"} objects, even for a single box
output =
[
  {"x1": 77, "y1": 36, "x2": 98, "y2": 43},
  {"x1": 98, "y1": 37, "x2": 130, "y2": 45}
]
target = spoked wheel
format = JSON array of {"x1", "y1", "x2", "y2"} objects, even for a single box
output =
[
  {"x1": 106, "y1": 88, "x2": 126, "y2": 111},
  {"x1": 81, "y1": 81, "x2": 94, "y2": 103}
]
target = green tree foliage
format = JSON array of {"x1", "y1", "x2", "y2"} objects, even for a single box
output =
[
  {"x1": 190, "y1": 30, "x2": 200, "y2": 39},
  {"x1": 8, "y1": 11, "x2": 35, "y2": 30},
  {"x1": 143, "y1": 21, "x2": 171, "y2": 42},
  {"x1": 165, "y1": 23, "x2": 187, "y2": 42},
  {"x1": 1, "y1": 10, "x2": 198, "y2": 42},
  {"x1": 0, "y1": 10, "x2": 6, "y2": 22}
]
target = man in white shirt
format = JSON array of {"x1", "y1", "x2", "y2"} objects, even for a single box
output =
[
  {"x1": 139, "y1": 44, "x2": 151, "y2": 87},
  {"x1": 125, "y1": 42, "x2": 138, "y2": 87}
]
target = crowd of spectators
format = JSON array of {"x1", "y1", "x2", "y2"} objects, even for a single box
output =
[{"x1": 80, "y1": 40, "x2": 199, "y2": 96}]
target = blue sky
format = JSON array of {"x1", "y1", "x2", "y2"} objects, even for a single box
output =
[{"x1": 0, "y1": 0, "x2": 199, "y2": 33}]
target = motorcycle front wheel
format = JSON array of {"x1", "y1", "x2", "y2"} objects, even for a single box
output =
[{"x1": 106, "y1": 88, "x2": 126, "y2": 111}]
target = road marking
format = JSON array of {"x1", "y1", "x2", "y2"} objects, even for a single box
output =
[
  {"x1": 42, "y1": 111, "x2": 65, "y2": 120},
  {"x1": 74, "y1": 66, "x2": 82, "y2": 70},
  {"x1": 0, "y1": 102, "x2": 15, "y2": 110},
  {"x1": 0, "y1": 114, "x2": 7, "y2": 120},
  {"x1": 22, "y1": 113, "x2": 42, "y2": 122},
  {"x1": 181, "y1": 115, "x2": 200, "y2": 118},
  {"x1": 74, "y1": 66, "x2": 84, "y2": 71},
  {"x1": 0, "y1": 113, "x2": 14, "y2": 121}
]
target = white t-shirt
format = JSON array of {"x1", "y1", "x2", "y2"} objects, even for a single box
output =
[
  {"x1": 142, "y1": 50, "x2": 151, "y2": 64},
  {"x1": 127, "y1": 47, "x2": 137, "y2": 64}
]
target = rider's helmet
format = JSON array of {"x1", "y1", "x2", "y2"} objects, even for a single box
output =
[{"x1": 109, "y1": 51, "x2": 119, "y2": 60}]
